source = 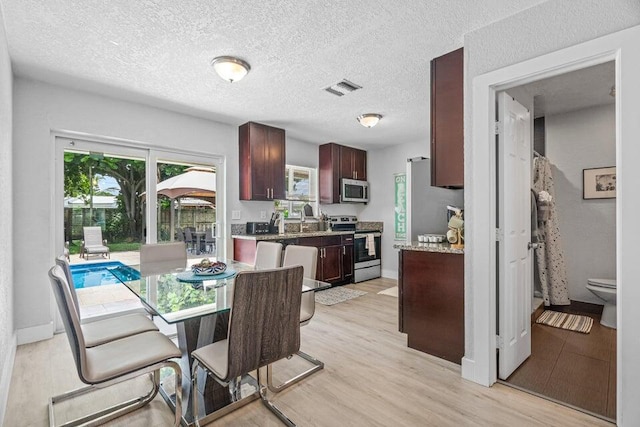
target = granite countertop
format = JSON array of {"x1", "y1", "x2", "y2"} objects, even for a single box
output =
[
  {"x1": 233, "y1": 230, "x2": 357, "y2": 240},
  {"x1": 393, "y1": 241, "x2": 464, "y2": 254}
]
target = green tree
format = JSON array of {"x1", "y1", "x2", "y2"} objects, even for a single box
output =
[{"x1": 64, "y1": 152, "x2": 146, "y2": 239}]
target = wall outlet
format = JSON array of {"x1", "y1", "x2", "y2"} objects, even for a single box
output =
[
  {"x1": 260, "y1": 211, "x2": 267, "y2": 219},
  {"x1": 232, "y1": 210, "x2": 241, "y2": 220}
]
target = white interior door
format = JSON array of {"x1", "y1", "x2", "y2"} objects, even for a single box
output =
[{"x1": 498, "y1": 92, "x2": 532, "y2": 380}]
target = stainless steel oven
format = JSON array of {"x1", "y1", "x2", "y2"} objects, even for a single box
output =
[{"x1": 353, "y1": 232, "x2": 381, "y2": 282}]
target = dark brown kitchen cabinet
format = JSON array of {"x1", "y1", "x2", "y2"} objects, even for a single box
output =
[
  {"x1": 340, "y1": 145, "x2": 367, "y2": 181},
  {"x1": 239, "y1": 122, "x2": 286, "y2": 200},
  {"x1": 399, "y1": 249, "x2": 464, "y2": 364},
  {"x1": 319, "y1": 142, "x2": 367, "y2": 204},
  {"x1": 298, "y1": 234, "x2": 353, "y2": 285},
  {"x1": 430, "y1": 47, "x2": 464, "y2": 188},
  {"x1": 342, "y1": 234, "x2": 354, "y2": 282}
]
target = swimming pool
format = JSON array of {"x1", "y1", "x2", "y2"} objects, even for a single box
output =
[{"x1": 69, "y1": 261, "x2": 140, "y2": 289}]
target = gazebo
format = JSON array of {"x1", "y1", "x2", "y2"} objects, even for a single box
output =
[{"x1": 154, "y1": 166, "x2": 216, "y2": 240}]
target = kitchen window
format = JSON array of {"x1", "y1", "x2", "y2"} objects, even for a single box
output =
[{"x1": 275, "y1": 165, "x2": 318, "y2": 218}]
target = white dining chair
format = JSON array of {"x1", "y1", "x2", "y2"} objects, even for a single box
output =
[
  {"x1": 254, "y1": 241, "x2": 283, "y2": 270},
  {"x1": 48, "y1": 265, "x2": 182, "y2": 427},
  {"x1": 55, "y1": 255, "x2": 159, "y2": 347},
  {"x1": 140, "y1": 241, "x2": 188, "y2": 275},
  {"x1": 267, "y1": 244, "x2": 324, "y2": 393}
]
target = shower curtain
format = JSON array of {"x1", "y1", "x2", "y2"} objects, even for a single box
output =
[{"x1": 533, "y1": 155, "x2": 571, "y2": 306}]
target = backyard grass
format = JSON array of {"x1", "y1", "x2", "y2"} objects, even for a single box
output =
[{"x1": 67, "y1": 241, "x2": 141, "y2": 254}]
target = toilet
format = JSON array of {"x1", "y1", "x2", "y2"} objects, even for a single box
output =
[{"x1": 586, "y1": 278, "x2": 617, "y2": 329}]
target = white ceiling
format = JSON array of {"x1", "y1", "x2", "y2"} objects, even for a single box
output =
[
  {"x1": 509, "y1": 61, "x2": 615, "y2": 118},
  {"x1": 1, "y1": 0, "x2": 548, "y2": 148}
]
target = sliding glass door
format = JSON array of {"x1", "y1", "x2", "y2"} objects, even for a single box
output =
[{"x1": 55, "y1": 136, "x2": 225, "y2": 321}]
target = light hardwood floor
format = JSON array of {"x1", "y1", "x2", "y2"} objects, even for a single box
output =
[{"x1": 4, "y1": 278, "x2": 613, "y2": 426}]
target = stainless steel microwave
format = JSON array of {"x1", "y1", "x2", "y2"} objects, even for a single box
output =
[{"x1": 341, "y1": 178, "x2": 369, "y2": 203}]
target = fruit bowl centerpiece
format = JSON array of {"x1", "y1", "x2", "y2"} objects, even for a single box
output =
[{"x1": 191, "y1": 259, "x2": 227, "y2": 276}]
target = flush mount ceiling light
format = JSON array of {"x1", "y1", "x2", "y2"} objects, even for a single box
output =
[
  {"x1": 210, "y1": 56, "x2": 251, "y2": 83},
  {"x1": 357, "y1": 113, "x2": 382, "y2": 128}
]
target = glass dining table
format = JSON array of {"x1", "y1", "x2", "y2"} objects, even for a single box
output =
[{"x1": 110, "y1": 259, "x2": 330, "y2": 426}]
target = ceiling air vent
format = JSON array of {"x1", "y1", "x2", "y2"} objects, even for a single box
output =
[{"x1": 324, "y1": 79, "x2": 362, "y2": 97}]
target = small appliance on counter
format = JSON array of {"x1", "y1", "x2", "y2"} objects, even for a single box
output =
[{"x1": 246, "y1": 222, "x2": 271, "y2": 235}]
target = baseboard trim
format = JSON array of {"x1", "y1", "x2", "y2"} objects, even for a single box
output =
[
  {"x1": 0, "y1": 332, "x2": 17, "y2": 425},
  {"x1": 381, "y1": 269, "x2": 398, "y2": 280},
  {"x1": 16, "y1": 322, "x2": 53, "y2": 345},
  {"x1": 550, "y1": 300, "x2": 604, "y2": 316},
  {"x1": 461, "y1": 357, "x2": 477, "y2": 383}
]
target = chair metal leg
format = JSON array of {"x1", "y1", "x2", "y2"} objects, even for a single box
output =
[
  {"x1": 267, "y1": 350, "x2": 324, "y2": 393},
  {"x1": 48, "y1": 361, "x2": 181, "y2": 427},
  {"x1": 192, "y1": 360, "x2": 260, "y2": 427},
  {"x1": 257, "y1": 367, "x2": 296, "y2": 427}
]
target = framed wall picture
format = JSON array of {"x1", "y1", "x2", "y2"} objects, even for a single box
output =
[{"x1": 583, "y1": 166, "x2": 616, "y2": 199}]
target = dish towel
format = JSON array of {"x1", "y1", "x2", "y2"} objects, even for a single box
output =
[{"x1": 365, "y1": 233, "x2": 376, "y2": 256}]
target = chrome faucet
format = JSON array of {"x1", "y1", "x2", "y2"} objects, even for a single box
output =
[{"x1": 299, "y1": 209, "x2": 311, "y2": 233}]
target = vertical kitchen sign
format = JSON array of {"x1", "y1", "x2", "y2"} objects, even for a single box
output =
[{"x1": 394, "y1": 173, "x2": 406, "y2": 240}]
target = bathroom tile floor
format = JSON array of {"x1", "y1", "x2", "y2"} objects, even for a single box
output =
[{"x1": 505, "y1": 309, "x2": 616, "y2": 421}]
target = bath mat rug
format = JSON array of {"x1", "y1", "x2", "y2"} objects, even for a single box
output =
[
  {"x1": 315, "y1": 287, "x2": 367, "y2": 306},
  {"x1": 536, "y1": 310, "x2": 593, "y2": 334},
  {"x1": 377, "y1": 287, "x2": 398, "y2": 297}
]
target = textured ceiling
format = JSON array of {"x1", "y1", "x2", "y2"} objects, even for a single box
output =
[
  {"x1": 509, "y1": 61, "x2": 615, "y2": 118},
  {"x1": 1, "y1": 0, "x2": 548, "y2": 148}
]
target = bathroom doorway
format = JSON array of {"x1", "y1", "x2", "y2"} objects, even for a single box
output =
[{"x1": 497, "y1": 62, "x2": 617, "y2": 421}]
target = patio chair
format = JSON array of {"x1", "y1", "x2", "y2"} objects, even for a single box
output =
[
  {"x1": 81, "y1": 226, "x2": 110, "y2": 259},
  {"x1": 204, "y1": 226, "x2": 216, "y2": 254},
  {"x1": 48, "y1": 265, "x2": 182, "y2": 427},
  {"x1": 191, "y1": 266, "x2": 303, "y2": 426},
  {"x1": 183, "y1": 227, "x2": 197, "y2": 254},
  {"x1": 267, "y1": 245, "x2": 324, "y2": 393}
]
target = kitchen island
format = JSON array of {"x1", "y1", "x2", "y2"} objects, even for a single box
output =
[{"x1": 394, "y1": 242, "x2": 464, "y2": 364}]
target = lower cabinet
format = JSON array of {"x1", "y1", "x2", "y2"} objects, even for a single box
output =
[
  {"x1": 342, "y1": 235, "x2": 354, "y2": 283},
  {"x1": 399, "y1": 249, "x2": 464, "y2": 364},
  {"x1": 232, "y1": 235, "x2": 354, "y2": 285},
  {"x1": 298, "y1": 235, "x2": 354, "y2": 285}
]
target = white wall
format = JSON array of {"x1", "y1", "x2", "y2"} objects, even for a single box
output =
[
  {"x1": 12, "y1": 77, "x2": 319, "y2": 342},
  {"x1": 360, "y1": 139, "x2": 426, "y2": 279},
  {"x1": 0, "y1": 2, "x2": 15, "y2": 421},
  {"x1": 463, "y1": 0, "x2": 640, "y2": 371},
  {"x1": 546, "y1": 104, "x2": 616, "y2": 304}
]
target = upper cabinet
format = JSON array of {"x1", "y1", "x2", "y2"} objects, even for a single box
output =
[
  {"x1": 340, "y1": 145, "x2": 367, "y2": 181},
  {"x1": 319, "y1": 142, "x2": 367, "y2": 204},
  {"x1": 430, "y1": 47, "x2": 464, "y2": 188},
  {"x1": 239, "y1": 122, "x2": 286, "y2": 201}
]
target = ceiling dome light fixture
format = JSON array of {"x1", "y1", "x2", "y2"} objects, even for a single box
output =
[
  {"x1": 357, "y1": 113, "x2": 382, "y2": 128},
  {"x1": 211, "y1": 56, "x2": 251, "y2": 83}
]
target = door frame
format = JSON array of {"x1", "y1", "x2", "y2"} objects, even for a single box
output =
[{"x1": 465, "y1": 25, "x2": 640, "y2": 425}]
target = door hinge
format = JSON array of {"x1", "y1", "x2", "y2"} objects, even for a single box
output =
[
  {"x1": 494, "y1": 121, "x2": 502, "y2": 135},
  {"x1": 496, "y1": 335, "x2": 504, "y2": 349},
  {"x1": 495, "y1": 228, "x2": 503, "y2": 242}
]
